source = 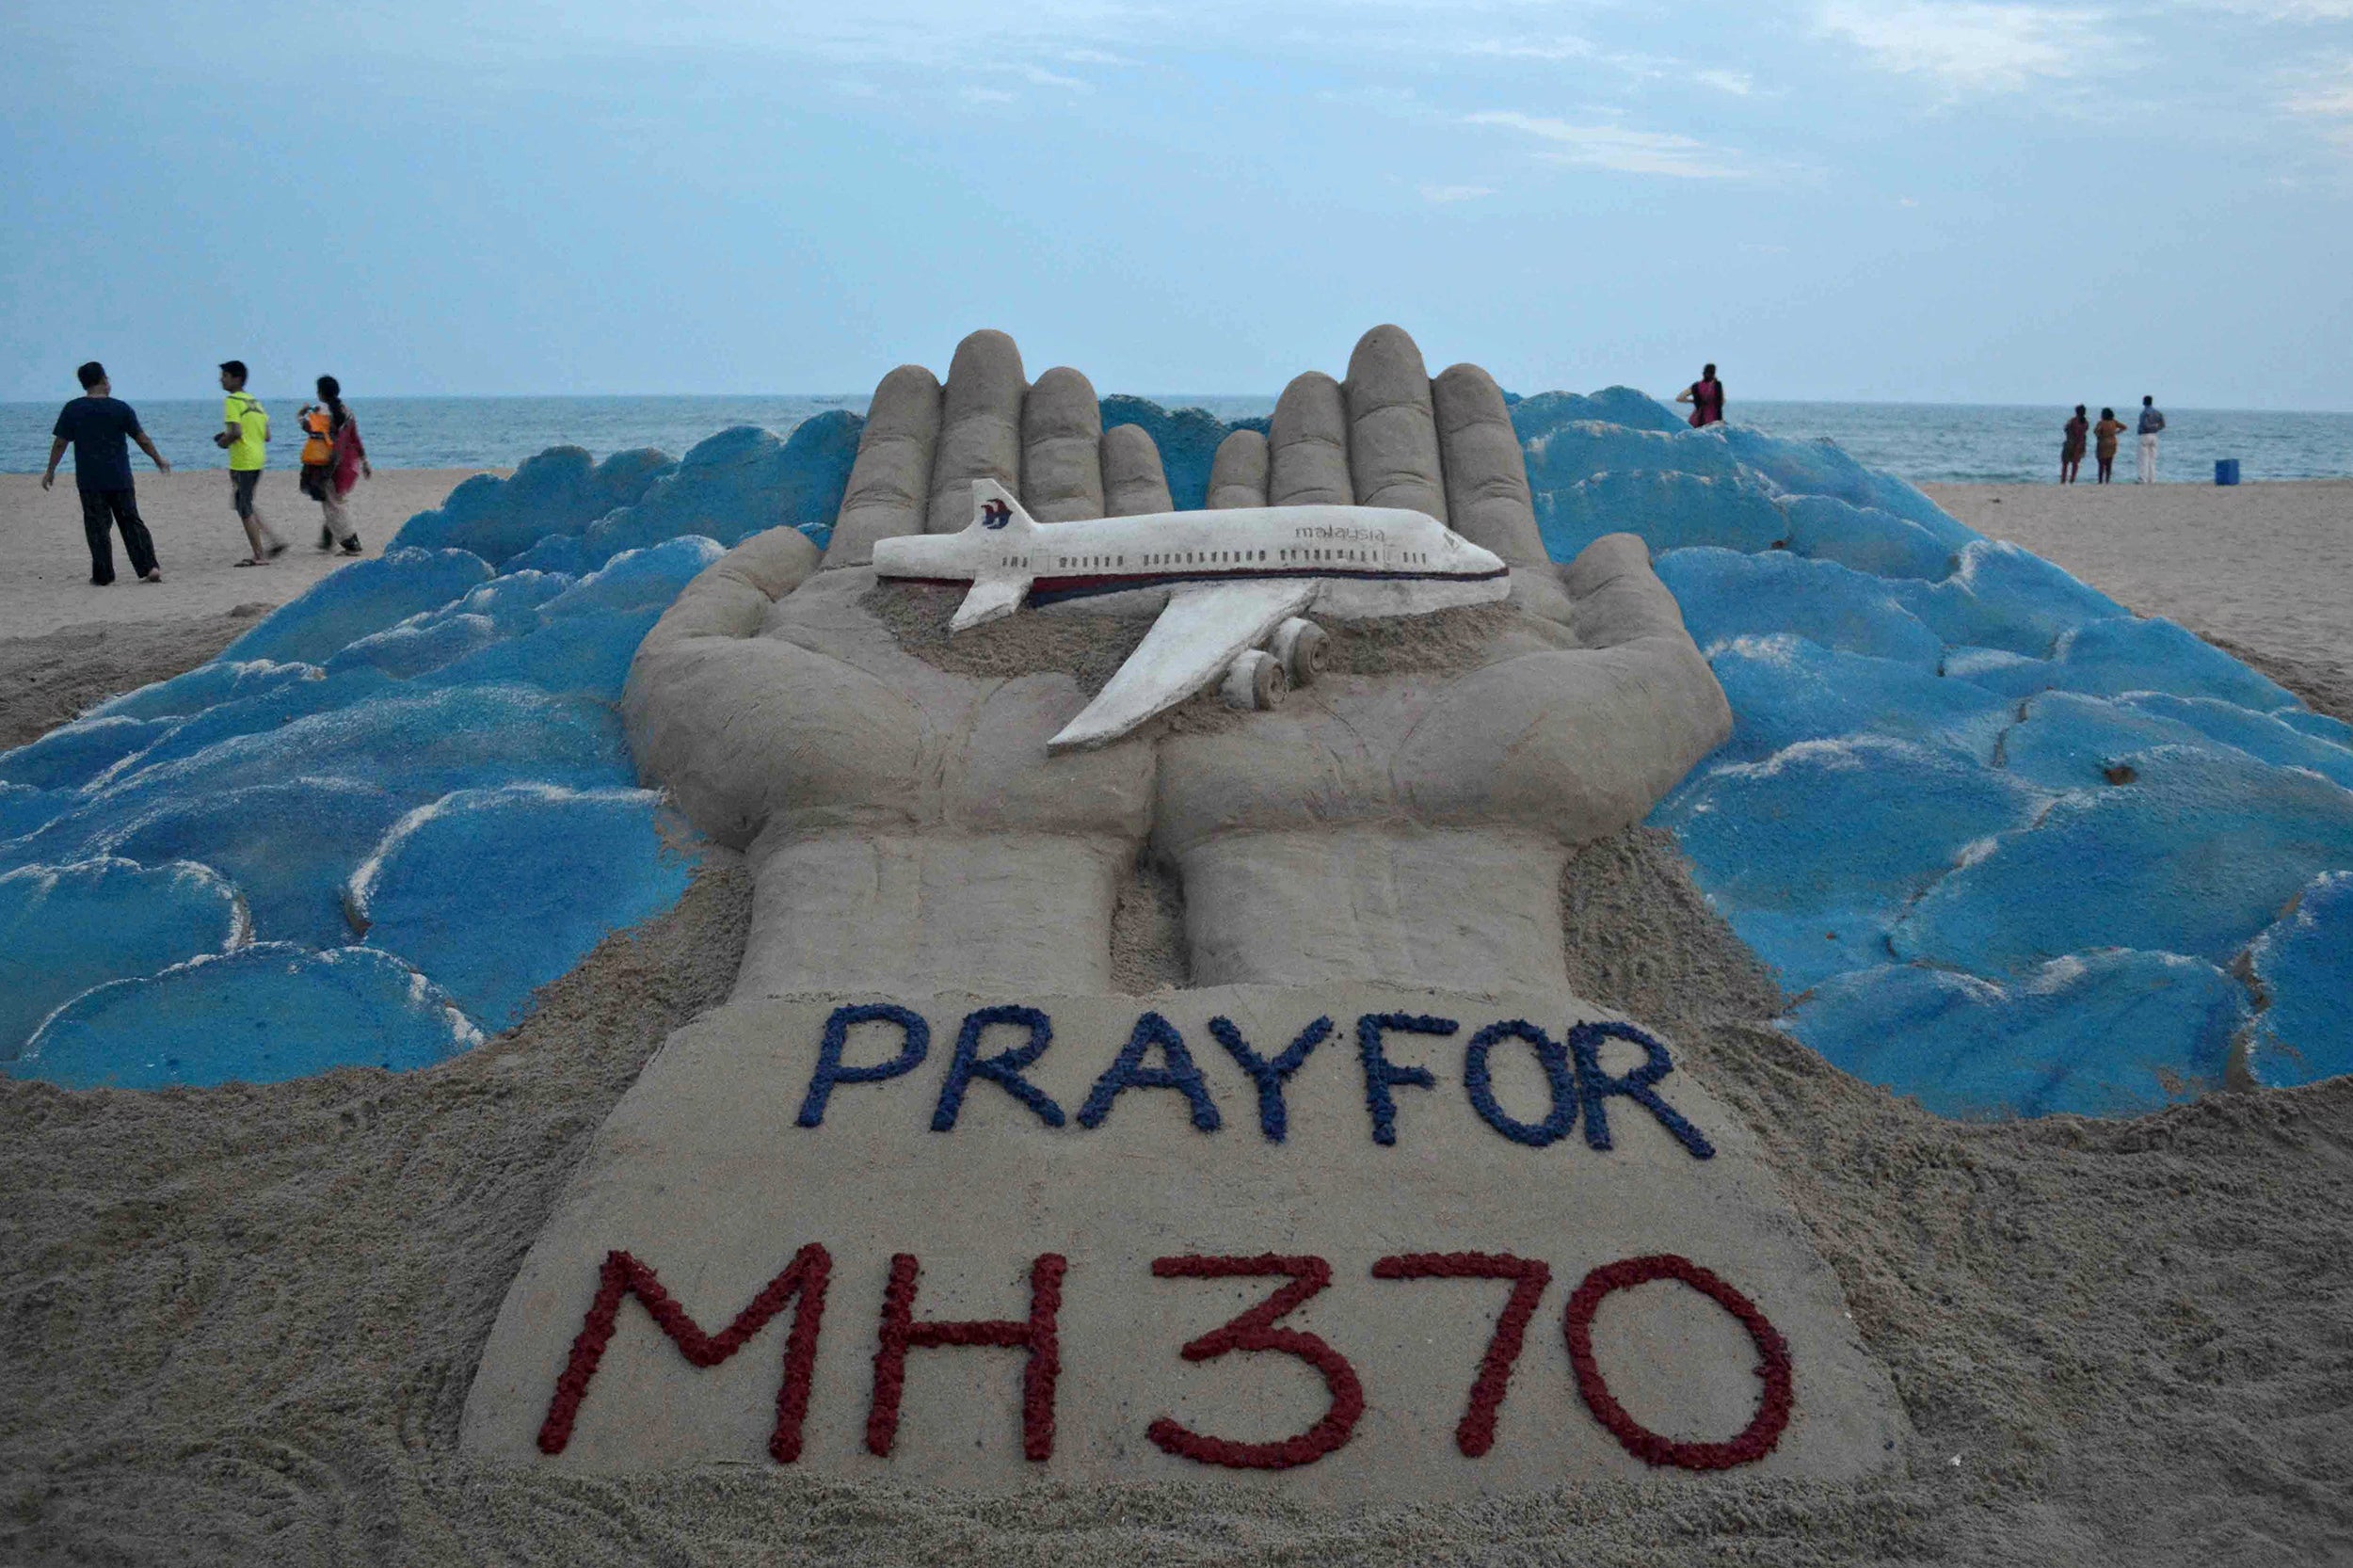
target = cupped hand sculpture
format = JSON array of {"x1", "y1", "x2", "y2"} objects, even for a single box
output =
[{"x1": 621, "y1": 326, "x2": 1730, "y2": 1001}]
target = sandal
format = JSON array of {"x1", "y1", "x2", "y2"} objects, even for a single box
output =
[{"x1": 234, "y1": 558, "x2": 263, "y2": 568}]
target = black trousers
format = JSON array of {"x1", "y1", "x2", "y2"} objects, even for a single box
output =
[{"x1": 80, "y1": 488, "x2": 159, "y2": 584}]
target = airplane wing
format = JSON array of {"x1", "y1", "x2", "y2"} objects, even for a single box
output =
[
  {"x1": 952, "y1": 574, "x2": 1030, "y2": 632},
  {"x1": 1048, "y1": 579, "x2": 1316, "y2": 753}
]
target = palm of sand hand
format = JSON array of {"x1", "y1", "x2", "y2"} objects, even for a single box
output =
[
  {"x1": 624, "y1": 324, "x2": 1727, "y2": 1000},
  {"x1": 1144, "y1": 327, "x2": 1730, "y2": 990}
]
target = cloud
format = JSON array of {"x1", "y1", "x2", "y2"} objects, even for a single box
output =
[
  {"x1": 2192, "y1": 0, "x2": 2353, "y2": 17},
  {"x1": 1465, "y1": 112, "x2": 1751, "y2": 179},
  {"x1": 1815, "y1": 0, "x2": 2107, "y2": 94},
  {"x1": 1419, "y1": 184, "x2": 1497, "y2": 201},
  {"x1": 1457, "y1": 36, "x2": 1599, "y2": 61},
  {"x1": 1694, "y1": 68, "x2": 1755, "y2": 94},
  {"x1": 2283, "y1": 57, "x2": 2353, "y2": 145}
]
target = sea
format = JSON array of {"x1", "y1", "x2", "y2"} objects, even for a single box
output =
[{"x1": 8, "y1": 394, "x2": 2352, "y2": 487}]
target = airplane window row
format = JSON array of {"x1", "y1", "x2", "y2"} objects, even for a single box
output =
[{"x1": 1015, "y1": 544, "x2": 1434, "y2": 574}]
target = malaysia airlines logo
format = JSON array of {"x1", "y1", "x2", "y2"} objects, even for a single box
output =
[{"x1": 981, "y1": 498, "x2": 1013, "y2": 530}]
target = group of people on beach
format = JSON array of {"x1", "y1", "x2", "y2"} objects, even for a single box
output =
[
  {"x1": 2060, "y1": 395, "x2": 2165, "y2": 485},
  {"x1": 40, "y1": 360, "x2": 372, "y2": 586}
]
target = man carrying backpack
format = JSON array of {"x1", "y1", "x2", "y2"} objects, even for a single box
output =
[{"x1": 217, "y1": 360, "x2": 286, "y2": 565}]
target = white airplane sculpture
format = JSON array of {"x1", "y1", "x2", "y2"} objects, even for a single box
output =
[{"x1": 872, "y1": 479, "x2": 1511, "y2": 752}]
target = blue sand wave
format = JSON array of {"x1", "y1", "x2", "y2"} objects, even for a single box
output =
[{"x1": 2, "y1": 397, "x2": 2347, "y2": 1114}]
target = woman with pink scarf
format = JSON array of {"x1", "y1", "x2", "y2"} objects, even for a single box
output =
[{"x1": 302, "y1": 374, "x2": 372, "y2": 555}]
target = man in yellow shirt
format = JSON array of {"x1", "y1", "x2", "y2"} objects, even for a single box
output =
[{"x1": 217, "y1": 360, "x2": 285, "y2": 565}]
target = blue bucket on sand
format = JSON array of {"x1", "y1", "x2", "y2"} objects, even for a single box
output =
[{"x1": 2215, "y1": 458, "x2": 2241, "y2": 486}]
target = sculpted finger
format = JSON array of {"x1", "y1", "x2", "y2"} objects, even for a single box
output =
[
  {"x1": 1432, "y1": 363, "x2": 1548, "y2": 571},
  {"x1": 822, "y1": 363, "x2": 940, "y2": 567},
  {"x1": 1266, "y1": 372, "x2": 1351, "y2": 504},
  {"x1": 635, "y1": 527, "x2": 820, "y2": 658},
  {"x1": 925, "y1": 328, "x2": 1027, "y2": 534},
  {"x1": 1395, "y1": 544, "x2": 1731, "y2": 836},
  {"x1": 1100, "y1": 423, "x2": 1175, "y2": 516},
  {"x1": 1561, "y1": 533, "x2": 1701, "y2": 648},
  {"x1": 1397, "y1": 644, "x2": 1729, "y2": 837},
  {"x1": 1342, "y1": 325, "x2": 1447, "y2": 521},
  {"x1": 1021, "y1": 365, "x2": 1106, "y2": 521},
  {"x1": 1206, "y1": 428, "x2": 1270, "y2": 508},
  {"x1": 1433, "y1": 360, "x2": 1572, "y2": 622}
]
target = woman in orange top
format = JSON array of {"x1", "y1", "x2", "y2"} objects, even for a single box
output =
[{"x1": 2092, "y1": 407, "x2": 2128, "y2": 485}]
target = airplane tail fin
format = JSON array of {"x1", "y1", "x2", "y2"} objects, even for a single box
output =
[
  {"x1": 965, "y1": 477, "x2": 1036, "y2": 537},
  {"x1": 949, "y1": 478, "x2": 1038, "y2": 632}
]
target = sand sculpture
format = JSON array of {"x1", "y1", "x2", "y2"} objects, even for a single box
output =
[{"x1": 463, "y1": 324, "x2": 1905, "y2": 1495}]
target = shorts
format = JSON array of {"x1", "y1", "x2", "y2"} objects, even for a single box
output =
[
  {"x1": 232, "y1": 467, "x2": 263, "y2": 519},
  {"x1": 299, "y1": 464, "x2": 329, "y2": 501}
]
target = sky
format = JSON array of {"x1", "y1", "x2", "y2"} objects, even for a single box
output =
[{"x1": 3, "y1": 1, "x2": 2349, "y2": 407}]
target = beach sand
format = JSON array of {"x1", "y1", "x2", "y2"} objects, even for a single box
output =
[
  {"x1": 2, "y1": 482, "x2": 2350, "y2": 1563},
  {"x1": 0, "y1": 469, "x2": 500, "y2": 640},
  {"x1": 0, "y1": 469, "x2": 493, "y2": 749},
  {"x1": 1924, "y1": 479, "x2": 2353, "y2": 721}
]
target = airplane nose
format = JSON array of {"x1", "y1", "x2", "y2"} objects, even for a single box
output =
[{"x1": 1459, "y1": 536, "x2": 1508, "y2": 573}]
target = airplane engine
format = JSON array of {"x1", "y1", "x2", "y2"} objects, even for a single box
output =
[
  {"x1": 1271, "y1": 617, "x2": 1327, "y2": 687},
  {"x1": 1220, "y1": 649, "x2": 1287, "y2": 712}
]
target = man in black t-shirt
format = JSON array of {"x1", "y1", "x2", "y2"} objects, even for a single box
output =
[{"x1": 42, "y1": 360, "x2": 172, "y2": 584}]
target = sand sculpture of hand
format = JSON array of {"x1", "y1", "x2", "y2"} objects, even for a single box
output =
[
  {"x1": 622, "y1": 326, "x2": 1729, "y2": 1000},
  {"x1": 1156, "y1": 326, "x2": 1730, "y2": 992}
]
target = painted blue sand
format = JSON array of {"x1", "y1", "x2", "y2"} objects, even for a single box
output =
[
  {"x1": 1656, "y1": 549, "x2": 1945, "y2": 667},
  {"x1": 351, "y1": 785, "x2": 698, "y2": 1031},
  {"x1": 218, "y1": 550, "x2": 494, "y2": 666},
  {"x1": 578, "y1": 418, "x2": 860, "y2": 565},
  {"x1": 0, "y1": 857, "x2": 245, "y2": 1060},
  {"x1": 93, "y1": 656, "x2": 320, "y2": 723},
  {"x1": 1778, "y1": 495, "x2": 1955, "y2": 582},
  {"x1": 2246, "y1": 872, "x2": 2353, "y2": 1087},
  {"x1": 97, "y1": 779, "x2": 407, "y2": 950},
  {"x1": 1892, "y1": 745, "x2": 2353, "y2": 975},
  {"x1": 391, "y1": 445, "x2": 675, "y2": 567},
  {"x1": 1700, "y1": 636, "x2": 2013, "y2": 765},
  {"x1": 1784, "y1": 952, "x2": 2249, "y2": 1119},
  {"x1": 18, "y1": 944, "x2": 480, "y2": 1089},
  {"x1": 1655, "y1": 738, "x2": 2046, "y2": 989},
  {"x1": 1100, "y1": 396, "x2": 1246, "y2": 513},
  {"x1": 1535, "y1": 471, "x2": 1787, "y2": 564},
  {"x1": 1888, "y1": 540, "x2": 2129, "y2": 657},
  {"x1": 3, "y1": 386, "x2": 2348, "y2": 1109}
]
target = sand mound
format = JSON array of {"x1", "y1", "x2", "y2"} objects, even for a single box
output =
[{"x1": 5, "y1": 826, "x2": 2350, "y2": 1561}]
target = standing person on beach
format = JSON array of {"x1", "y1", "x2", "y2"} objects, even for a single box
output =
[
  {"x1": 1676, "y1": 363, "x2": 1725, "y2": 427},
  {"x1": 40, "y1": 360, "x2": 169, "y2": 585},
  {"x1": 2061, "y1": 405, "x2": 2089, "y2": 483},
  {"x1": 217, "y1": 361, "x2": 286, "y2": 566},
  {"x1": 2137, "y1": 395, "x2": 2166, "y2": 483},
  {"x1": 299, "y1": 375, "x2": 370, "y2": 554},
  {"x1": 2094, "y1": 407, "x2": 2127, "y2": 484}
]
